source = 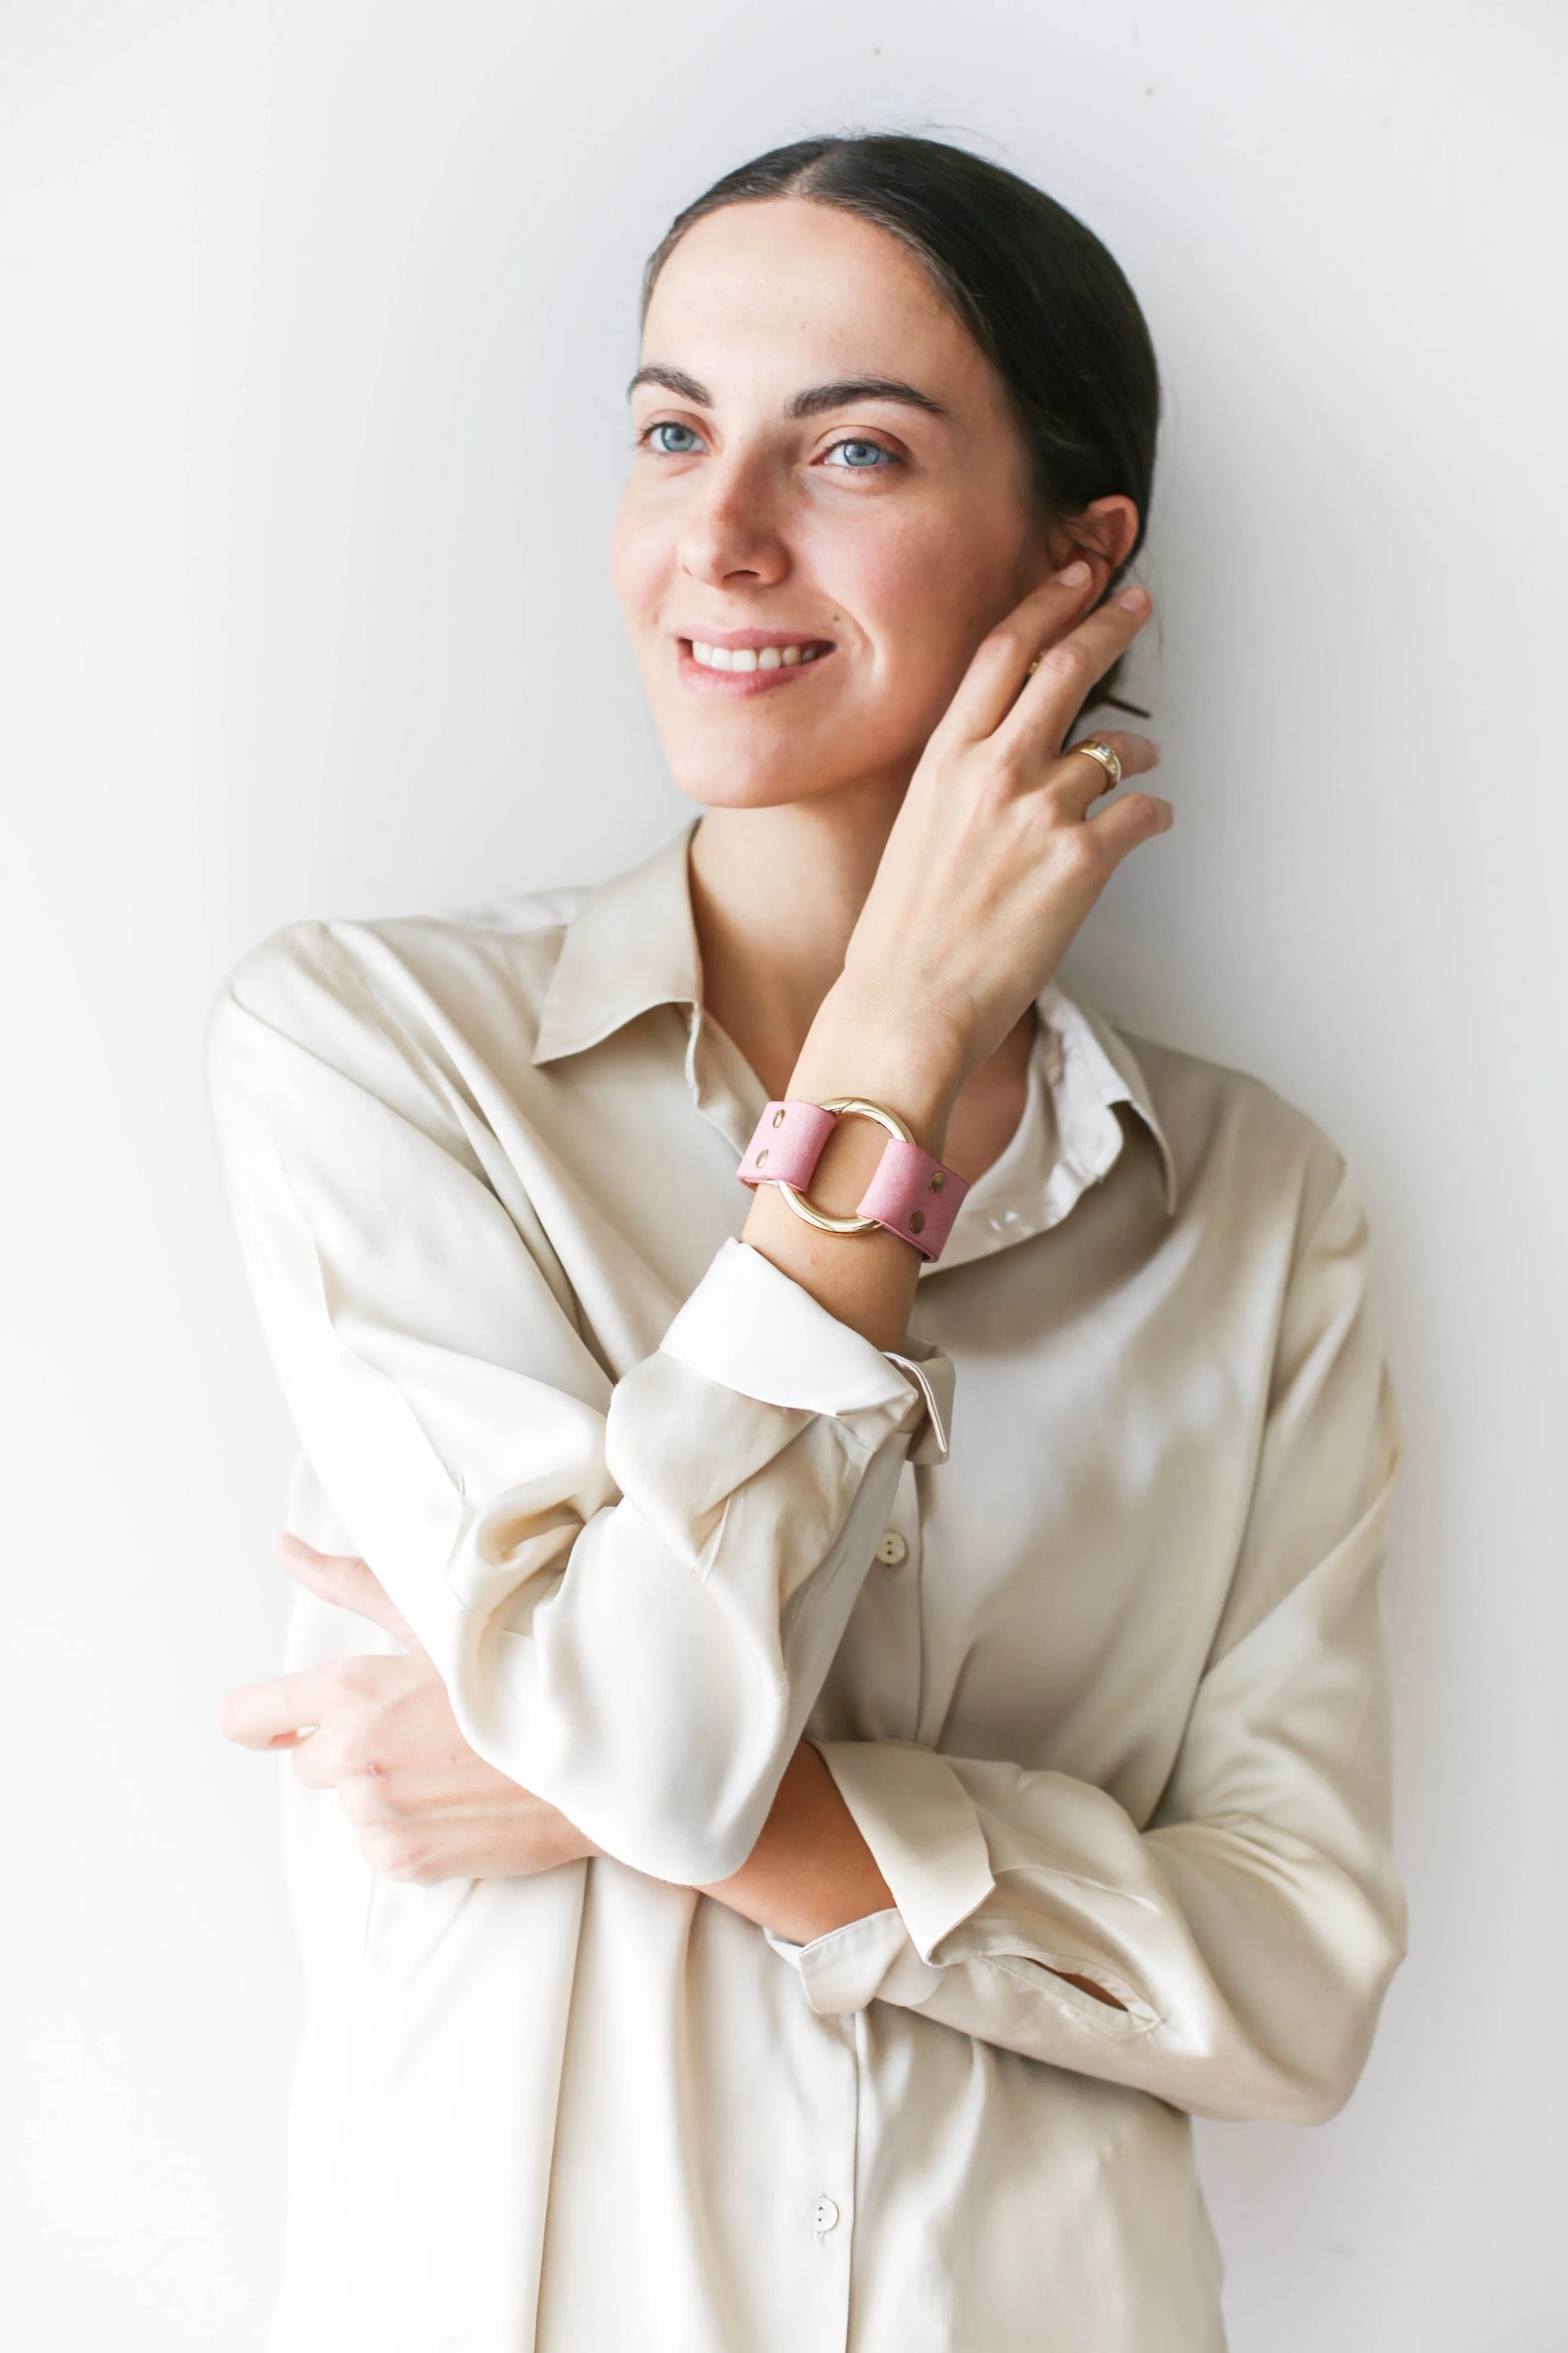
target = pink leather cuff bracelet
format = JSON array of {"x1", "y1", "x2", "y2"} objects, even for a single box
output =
[{"x1": 738, "y1": 1098, "x2": 969, "y2": 1262}]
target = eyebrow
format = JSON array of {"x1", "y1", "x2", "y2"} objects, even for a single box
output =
[{"x1": 627, "y1": 365, "x2": 948, "y2": 419}]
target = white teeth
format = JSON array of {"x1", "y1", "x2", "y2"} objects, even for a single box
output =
[{"x1": 689, "y1": 639, "x2": 825, "y2": 671}]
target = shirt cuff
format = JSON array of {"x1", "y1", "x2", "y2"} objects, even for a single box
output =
[
  {"x1": 659, "y1": 1239, "x2": 952, "y2": 1453},
  {"x1": 815, "y1": 1740, "x2": 996, "y2": 1961},
  {"x1": 765, "y1": 1907, "x2": 946, "y2": 2016}
]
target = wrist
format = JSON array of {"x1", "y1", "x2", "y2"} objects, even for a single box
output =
[{"x1": 792, "y1": 976, "x2": 967, "y2": 1152}]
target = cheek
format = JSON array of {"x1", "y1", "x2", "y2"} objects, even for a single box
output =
[
  {"x1": 819, "y1": 522, "x2": 1025, "y2": 770},
  {"x1": 825, "y1": 499, "x2": 1026, "y2": 669},
  {"x1": 607, "y1": 494, "x2": 664, "y2": 634}
]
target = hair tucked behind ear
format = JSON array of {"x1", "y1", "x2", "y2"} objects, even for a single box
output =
[{"x1": 643, "y1": 134, "x2": 1160, "y2": 716}]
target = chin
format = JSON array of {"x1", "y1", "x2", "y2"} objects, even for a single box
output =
[
  {"x1": 652, "y1": 690, "x2": 927, "y2": 812},
  {"x1": 669, "y1": 756, "x2": 831, "y2": 812}
]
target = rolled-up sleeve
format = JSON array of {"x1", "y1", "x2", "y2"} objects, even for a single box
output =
[
  {"x1": 783, "y1": 1168, "x2": 1406, "y2": 2126},
  {"x1": 208, "y1": 925, "x2": 949, "y2": 1883}
]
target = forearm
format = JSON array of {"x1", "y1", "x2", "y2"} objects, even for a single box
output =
[
  {"x1": 698, "y1": 1742, "x2": 1120, "y2": 1999},
  {"x1": 697, "y1": 1741, "x2": 893, "y2": 1944}
]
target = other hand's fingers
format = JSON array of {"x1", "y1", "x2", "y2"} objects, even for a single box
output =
[
  {"x1": 276, "y1": 1532, "x2": 419, "y2": 1651},
  {"x1": 215, "y1": 1663, "x2": 348, "y2": 1751},
  {"x1": 939, "y1": 561, "x2": 1099, "y2": 742},
  {"x1": 1046, "y1": 731, "x2": 1161, "y2": 821}
]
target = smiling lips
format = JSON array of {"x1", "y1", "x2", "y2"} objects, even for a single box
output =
[{"x1": 678, "y1": 632, "x2": 835, "y2": 696}]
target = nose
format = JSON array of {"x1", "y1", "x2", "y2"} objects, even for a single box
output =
[{"x1": 676, "y1": 449, "x2": 790, "y2": 592}]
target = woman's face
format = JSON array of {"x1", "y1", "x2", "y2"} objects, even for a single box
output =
[{"x1": 610, "y1": 197, "x2": 1055, "y2": 811}]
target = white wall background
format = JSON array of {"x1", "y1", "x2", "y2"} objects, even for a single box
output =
[{"x1": 2, "y1": 2, "x2": 1564, "y2": 2346}]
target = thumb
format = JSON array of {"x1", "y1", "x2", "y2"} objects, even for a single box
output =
[{"x1": 275, "y1": 1531, "x2": 421, "y2": 1651}]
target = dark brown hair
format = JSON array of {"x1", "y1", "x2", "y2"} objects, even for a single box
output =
[{"x1": 644, "y1": 133, "x2": 1160, "y2": 713}]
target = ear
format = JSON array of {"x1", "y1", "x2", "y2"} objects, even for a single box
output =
[{"x1": 1042, "y1": 495, "x2": 1141, "y2": 599}]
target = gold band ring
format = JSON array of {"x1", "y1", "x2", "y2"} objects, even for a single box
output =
[{"x1": 1066, "y1": 736, "x2": 1123, "y2": 792}]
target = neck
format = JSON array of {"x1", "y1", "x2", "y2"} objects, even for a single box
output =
[{"x1": 689, "y1": 771, "x2": 905, "y2": 1099}]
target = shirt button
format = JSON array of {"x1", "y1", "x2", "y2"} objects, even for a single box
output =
[
  {"x1": 813, "y1": 2195, "x2": 840, "y2": 2237},
  {"x1": 875, "y1": 1529, "x2": 909, "y2": 1568}
]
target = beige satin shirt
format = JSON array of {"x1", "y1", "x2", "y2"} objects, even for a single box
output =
[{"x1": 209, "y1": 826, "x2": 1404, "y2": 2353}]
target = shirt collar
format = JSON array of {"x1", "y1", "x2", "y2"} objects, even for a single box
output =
[
  {"x1": 936, "y1": 984, "x2": 1177, "y2": 1270},
  {"x1": 532, "y1": 827, "x2": 1177, "y2": 1248},
  {"x1": 1046, "y1": 984, "x2": 1177, "y2": 1216},
  {"x1": 532, "y1": 828, "x2": 703, "y2": 1067}
]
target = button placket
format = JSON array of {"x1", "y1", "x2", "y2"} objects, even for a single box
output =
[
  {"x1": 818, "y1": 1459, "x2": 925, "y2": 1748},
  {"x1": 797, "y1": 2010, "x2": 858, "y2": 2353}
]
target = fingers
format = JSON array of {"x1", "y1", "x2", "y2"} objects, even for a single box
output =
[
  {"x1": 1047, "y1": 730, "x2": 1160, "y2": 821},
  {"x1": 997, "y1": 584, "x2": 1153, "y2": 760},
  {"x1": 939, "y1": 561, "x2": 1102, "y2": 742},
  {"x1": 1084, "y1": 785, "x2": 1175, "y2": 864},
  {"x1": 276, "y1": 1531, "x2": 419, "y2": 1651},
  {"x1": 216, "y1": 1542, "x2": 421, "y2": 1767},
  {"x1": 216, "y1": 1652, "x2": 423, "y2": 1792},
  {"x1": 215, "y1": 1663, "x2": 342, "y2": 1751}
]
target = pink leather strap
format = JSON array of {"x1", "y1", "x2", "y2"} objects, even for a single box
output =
[
  {"x1": 737, "y1": 1099, "x2": 969, "y2": 1262},
  {"x1": 855, "y1": 1137, "x2": 966, "y2": 1260},
  {"x1": 736, "y1": 1101, "x2": 838, "y2": 1189}
]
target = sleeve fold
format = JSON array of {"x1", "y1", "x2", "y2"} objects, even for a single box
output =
[{"x1": 208, "y1": 931, "x2": 951, "y2": 1884}]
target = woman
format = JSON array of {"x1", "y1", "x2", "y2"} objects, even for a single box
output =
[{"x1": 212, "y1": 135, "x2": 1405, "y2": 2353}]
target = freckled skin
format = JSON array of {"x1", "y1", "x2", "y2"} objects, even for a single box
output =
[{"x1": 610, "y1": 198, "x2": 1048, "y2": 813}]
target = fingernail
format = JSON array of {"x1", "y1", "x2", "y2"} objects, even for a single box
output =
[
  {"x1": 1115, "y1": 585, "x2": 1149, "y2": 610},
  {"x1": 1055, "y1": 560, "x2": 1091, "y2": 588}
]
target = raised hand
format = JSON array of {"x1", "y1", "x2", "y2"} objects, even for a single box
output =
[
  {"x1": 743, "y1": 570, "x2": 1167, "y2": 1349},
  {"x1": 831, "y1": 567, "x2": 1166, "y2": 1122}
]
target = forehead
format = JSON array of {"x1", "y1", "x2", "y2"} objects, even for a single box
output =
[{"x1": 640, "y1": 197, "x2": 995, "y2": 404}]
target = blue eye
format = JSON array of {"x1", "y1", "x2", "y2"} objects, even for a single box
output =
[
  {"x1": 646, "y1": 421, "x2": 703, "y2": 455},
  {"x1": 826, "y1": 438, "x2": 895, "y2": 469}
]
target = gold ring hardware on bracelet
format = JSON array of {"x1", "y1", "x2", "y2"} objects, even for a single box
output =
[
  {"x1": 1067, "y1": 735, "x2": 1123, "y2": 791},
  {"x1": 776, "y1": 1096, "x2": 916, "y2": 1237}
]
